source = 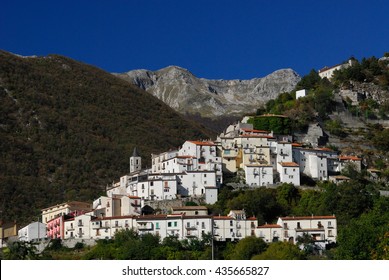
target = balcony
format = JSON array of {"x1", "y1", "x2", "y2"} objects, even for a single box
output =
[
  {"x1": 66, "y1": 226, "x2": 75, "y2": 231},
  {"x1": 92, "y1": 222, "x2": 102, "y2": 229},
  {"x1": 185, "y1": 224, "x2": 197, "y2": 230},
  {"x1": 137, "y1": 222, "x2": 153, "y2": 230}
]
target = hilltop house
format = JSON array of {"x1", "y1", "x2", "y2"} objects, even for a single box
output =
[{"x1": 318, "y1": 59, "x2": 354, "y2": 80}]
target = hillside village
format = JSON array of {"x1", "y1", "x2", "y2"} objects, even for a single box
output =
[
  {"x1": 2, "y1": 54, "x2": 389, "y2": 260},
  {"x1": 5, "y1": 113, "x2": 368, "y2": 252}
]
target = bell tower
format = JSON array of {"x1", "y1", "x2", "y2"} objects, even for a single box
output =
[{"x1": 130, "y1": 147, "x2": 141, "y2": 173}]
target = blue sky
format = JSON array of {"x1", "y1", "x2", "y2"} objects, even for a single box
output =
[{"x1": 1, "y1": 0, "x2": 388, "y2": 79}]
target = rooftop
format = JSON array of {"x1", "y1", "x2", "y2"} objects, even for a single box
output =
[
  {"x1": 280, "y1": 215, "x2": 336, "y2": 221},
  {"x1": 278, "y1": 162, "x2": 299, "y2": 167}
]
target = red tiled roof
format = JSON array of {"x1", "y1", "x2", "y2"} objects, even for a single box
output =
[
  {"x1": 339, "y1": 155, "x2": 362, "y2": 161},
  {"x1": 292, "y1": 143, "x2": 303, "y2": 147},
  {"x1": 316, "y1": 147, "x2": 333, "y2": 152},
  {"x1": 240, "y1": 134, "x2": 275, "y2": 139},
  {"x1": 188, "y1": 141, "x2": 216, "y2": 146},
  {"x1": 280, "y1": 215, "x2": 336, "y2": 221},
  {"x1": 278, "y1": 162, "x2": 299, "y2": 167}
]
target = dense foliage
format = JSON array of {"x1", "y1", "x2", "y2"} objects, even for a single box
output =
[
  {"x1": 332, "y1": 56, "x2": 389, "y2": 88},
  {"x1": 0, "y1": 51, "x2": 211, "y2": 225},
  {"x1": 247, "y1": 115, "x2": 291, "y2": 135},
  {"x1": 255, "y1": 70, "x2": 335, "y2": 132}
]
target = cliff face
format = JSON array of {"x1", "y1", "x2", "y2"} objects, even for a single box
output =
[{"x1": 115, "y1": 66, "x2": 301, "y2": 117}]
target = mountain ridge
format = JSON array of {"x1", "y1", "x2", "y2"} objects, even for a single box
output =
[{"x1": 115, "y1": 66, "x2": 301, "y2": 117}]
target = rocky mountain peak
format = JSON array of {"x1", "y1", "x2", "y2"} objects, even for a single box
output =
[{"x1": 115, "y1": 66, "x2": 301, "y2": 117}]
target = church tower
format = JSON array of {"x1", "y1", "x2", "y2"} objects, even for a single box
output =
[{"x1": 130, "y1": 147, "x2": 141, "y2": 173}]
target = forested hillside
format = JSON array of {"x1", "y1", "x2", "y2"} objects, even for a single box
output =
[{"x1": 0, "y1": 51, "x2": 212, "y2": 225}]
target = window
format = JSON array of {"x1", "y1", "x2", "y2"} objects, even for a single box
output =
[
  {"x1": 297, "y1": 222, "x2": 301, "y2": 229},
  {"x1": 230, "y1": 221, "x2": 233, "y2": 227},
  {"x1": 150, "y1": 181, "x2": 154, "y2": 186},
  {"x1": 201, "y1": 222, "x2": 205, "y2": 229},
  {"x1": 283, "y1": 223, "x2": 288, "y2": 229},
  {"x1": 204, "y1": 174, "x2": 207, "y2": 177},
  {"x1": 328, "y1": 221, "x2": 332, "y2": 227},
  {"x1": 284, "y1": 168, "x2": 287, "y2": 174},
  {"x1": 156, "y1": 222, "x2": 160, "y2": 229},
  {"x1": 328, "y1": 230, "x2": 333, "y2": 237},
  {"x1": 168, "y1": 222, "x2": 172, "y2": 227},
  {"x1": 115, "y1": 221, "x2": 119, "y2": 227},
  {"x1": 187, "y1": 222, "x2": 190, "y2": 228},
  {"x1": 174, "y1": 222, "x2": 177, "y2": 227}
]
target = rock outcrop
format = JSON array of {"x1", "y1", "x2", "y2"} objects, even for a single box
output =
[{"x1": 115, "y1": 66, "x2": 301, "y2": 117}]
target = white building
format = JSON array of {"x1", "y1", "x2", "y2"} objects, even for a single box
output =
[
  {"x1": 296, "y1": 89, "x2": 307, "y2": 99},
  {"x1": 244, "y1": 164, "x2": 273, "y2": 187},
  {"x1": 213, "y1": 210, "x2": 257, "y2": 242},
  {"x1": 278, "y1": 162, "x2": 300, "y2": 186},
  {"x1": 277, "y1": 215, "x2": 337, "y2": 249},
  {"x1": 337, "y1": 155, "x2": 362, "y2": 173},
  {"x1": 293, "y1": 147, "x2": 338, "y2": 180},
  {"x1": 256, "y1": 224, "x2": 282, "y2": 243},
  {"x1": 18, "y1": 222, "x2": 47, "y2": 242},
  {"x1": 318, "y1": 59, "x2": 354, "y2": 80},
  {"x1": 134, "y1": 214, "x2": 213, "y2": 241}
]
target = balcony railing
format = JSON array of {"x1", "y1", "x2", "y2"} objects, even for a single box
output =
[
  {"x1": 137, "y1": 223, "x2": 153, "y2": 230},
  {"x1": 185, "y1": 225, "x2": 197, "y2": 230}
]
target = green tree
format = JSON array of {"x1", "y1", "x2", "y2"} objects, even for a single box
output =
[
  {"x1": 335, "y1": 197, "x2": 389, "y2": 259},
  {"x1": 252, "y1": 242, "x2": 306, "y2": 260},
  {"x1": 296, "y1": 69, "x2": 321, "y2": 91},
  {"x1": 226, "y1": 236, "x2": 268, "y2": 260},
  {"x1": 276, "y1": 183, "x2": 300, "y2": 213},
  {"x1": 2, "y1": 241, "x2": 39, "y2": 260}
]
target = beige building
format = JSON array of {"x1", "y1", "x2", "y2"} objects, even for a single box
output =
[{"x1": 41, "y1": 201, "x2": 92, "y2": 224}]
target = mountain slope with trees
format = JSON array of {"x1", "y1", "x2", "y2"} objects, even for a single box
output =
[{"x1": 0, "y1": 51, "x2": 212, "y2": 225}]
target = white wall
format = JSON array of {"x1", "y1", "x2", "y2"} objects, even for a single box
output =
[{"x1": 18, "y1": 222, "x2": 47, "y2": 241}]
